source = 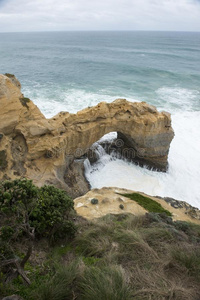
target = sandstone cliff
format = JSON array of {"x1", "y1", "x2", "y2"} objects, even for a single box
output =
[{"x1": 0, "y1": 74, "x2": 174, "y2": 197}]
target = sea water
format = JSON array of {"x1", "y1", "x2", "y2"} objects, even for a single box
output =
[{"x1": 0, "y1": 31, "x2": 200, "y2": 207}]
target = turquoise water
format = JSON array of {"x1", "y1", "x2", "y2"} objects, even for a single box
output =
[
  {"x1": 1, "y1": 31, "x2": 200, "y2": 114},
  {"x1": 0, "y1": 31, "x2": 200, "y2": 207}
]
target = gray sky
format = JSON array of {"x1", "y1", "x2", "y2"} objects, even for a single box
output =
[{"x1": 0, "y1": 0, "x2": 200, "y2": 32}]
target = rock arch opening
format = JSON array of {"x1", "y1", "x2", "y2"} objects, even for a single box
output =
[{"x1": 0, "y1": 74, "x2": 174, "y2": 198}]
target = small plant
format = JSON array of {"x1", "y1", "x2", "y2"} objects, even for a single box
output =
[
  {"x1": 82, "y1": 256, "x2": 100, "y2": 266},
  {"x1": 0, "y1": 150, "x2": 8, "y2": 170},
  {"x1": 4, "y1": 73, "x2": 15, "y2": 78},
  {"x1": 20, "y1": 97, "x2": 31, "y2": 109},
  {"x1": 119, "y1": 204, "x2": 124, "y2": 210},
  {"x1": 174, "y1": 221, "x2": 190, "y2": 233}
]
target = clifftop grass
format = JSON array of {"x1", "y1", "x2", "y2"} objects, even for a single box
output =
[
  {"x1": 1, "y1": 212, "x2": 200, "y2": 300},
  {"x1": 121, "y1": 192, "x2": 172, "y2": 216},
  {"x1": 0, "y1": 179, "x2": 199, "y2": 299}
]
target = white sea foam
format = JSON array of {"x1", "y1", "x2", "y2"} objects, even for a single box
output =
[
  {"x1": 156, "y1": 87, "x2": 199, "y2": 111},
  {"x1": 85, "y1": 111, "x2": 200, "y2": 208},
  {"x1": 23, "y1": 87, "x2": 135, "y2": 118},
  {"x1": 23, "y1": 85, "x2": 200, "y2": 208}
]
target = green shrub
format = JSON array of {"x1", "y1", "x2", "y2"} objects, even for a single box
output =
[
  {"x1": 30, "y1": 185, "x2": 76, "y2": 242},
  {"x1": 0, "y1": 178, "x2": 38, "y2": 215},
  {"x1": 0, "y1": 179, "x2": 76, "y2": 286},
  {"x1": 174, "y1": 221, "x2": 191, "y2": 233},
  {"x1": 0, "y1": 179, "x2": 76, "y2": 244},
  {"x1": 0, "y1": 179, "x2": 38, "y2": 263}
]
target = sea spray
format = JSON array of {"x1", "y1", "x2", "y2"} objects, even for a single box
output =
[
  {"x1": 84, "y1": 111, "x2": 200, "y2": 209},
  {"x1": 1, "y1": 31, "x2": 199, "y2": 207}
]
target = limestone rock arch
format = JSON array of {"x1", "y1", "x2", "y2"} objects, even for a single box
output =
[{"x1": 0, "y1": 74, "x2": 174, "y2": 197}]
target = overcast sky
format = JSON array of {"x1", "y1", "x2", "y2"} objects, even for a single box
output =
[{"x1": 0, "y1": 0, "x2": 200, "y2": 32}]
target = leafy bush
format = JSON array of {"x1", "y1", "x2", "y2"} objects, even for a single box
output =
[
  {"x1": 0, "y1": 179, "x2": 76, "y2": 244},
  {"x1": 0, "y1": 179, "x2": 76, "y2": 286},
  {"x1": 0, "y1": 178, "x2": 38, "y2": 216},
  {"x1": 30, "y1": 185, "x2": 76, "y2": 242}
]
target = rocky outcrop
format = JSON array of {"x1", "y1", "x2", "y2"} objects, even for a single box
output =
[
  {"x1": 156, "y1": 196, "x2": 200, "y2": 220},
  {"x1": 74, "y1": 187, "x2": 147, "y2": 220},
  {"x1": 0, "y1": 74, "x2": 174, "y2": 197},
  {"x1": 74, "y1": 187, "x2": 200, "y2": 224}
]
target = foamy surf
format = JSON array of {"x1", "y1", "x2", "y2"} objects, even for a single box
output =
[
  {"x1": 22, "y1": 87, "x2": 136, "y2": 118},
  {"x1": 156, "y1": 87, "x2": 200, "y2": 111},
  {"x1": 84, "y1": 110, "x2": 200, "y2": 209},
  {"x1": 22, "y1": 84, "x2": 200, "y2": 209}
]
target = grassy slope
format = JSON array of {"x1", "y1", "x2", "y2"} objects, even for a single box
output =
[{"x1": 1, "y1": 213, "x2": 200, "y2": 300}]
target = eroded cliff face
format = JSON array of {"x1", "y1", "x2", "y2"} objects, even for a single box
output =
[{"x1": 0, "y1": 74, "x2": 174, "y2": 197}]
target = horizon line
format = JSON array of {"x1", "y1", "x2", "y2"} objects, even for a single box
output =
[{"x1": 0, "y1": 29, "x2": 200, "y2": 34}]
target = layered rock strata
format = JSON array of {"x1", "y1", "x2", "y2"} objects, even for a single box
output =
[{"x1": 0, "y1": 74, "x2": 174, "y2": 197}]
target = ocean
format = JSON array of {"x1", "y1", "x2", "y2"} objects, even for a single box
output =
[{"x1": 0, "y1": 31, "x2": 200, "y2": 207}]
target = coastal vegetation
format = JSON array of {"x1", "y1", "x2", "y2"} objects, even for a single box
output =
[
  {"x1": 121, "y1": 193, "x2": 172, "y2": 216},
  {"x1": 19, "y1": 97, "x2": 31, "y2": 109},
  {"x1": 0, "y1": 150, "x2": 7, "y2": 171},
  {"x1": 0, "y1": 179, "x2": 200, "y2": 299}
]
